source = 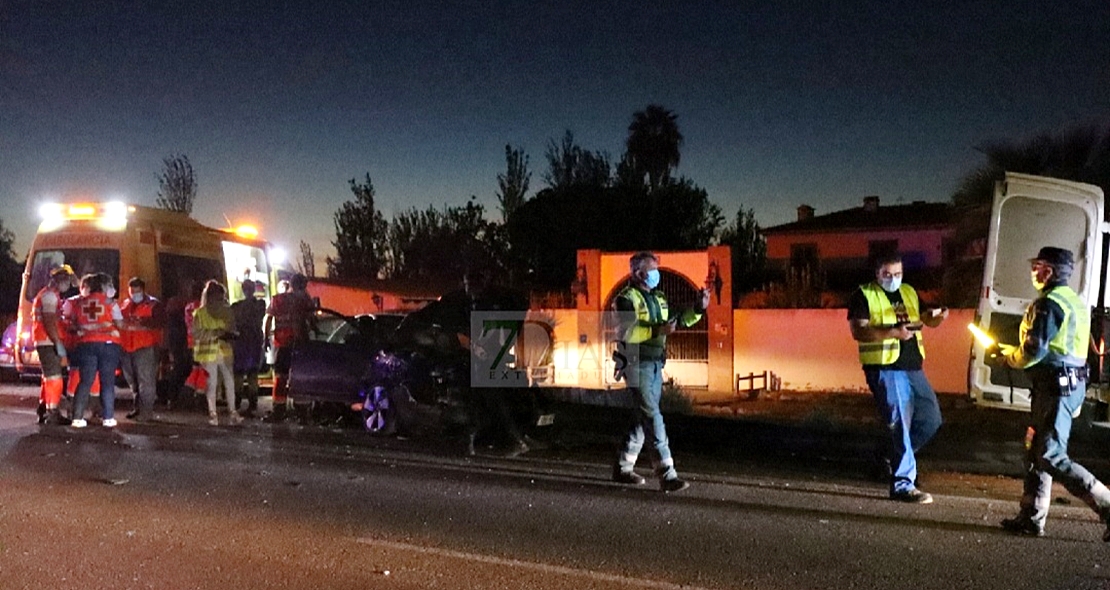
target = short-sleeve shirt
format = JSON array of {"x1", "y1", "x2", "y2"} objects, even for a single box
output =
[{"x1": 846, "y1": 287, "x2": 923, "y2": 371}]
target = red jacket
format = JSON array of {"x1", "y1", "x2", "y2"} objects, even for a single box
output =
[
  {"x1": 119, "y1": 296, "x2": 164, "y2": 352},
  {"x1": 64, "y1": 293, "x2": 121, "y2": 345}
]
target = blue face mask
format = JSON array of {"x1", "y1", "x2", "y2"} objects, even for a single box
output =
[
  {"x1": 644, "y1": 269, "x2": 661, "y2": 289},
  {"x1": 879, "y1": 277, "x2": 901, "y2": 293}
]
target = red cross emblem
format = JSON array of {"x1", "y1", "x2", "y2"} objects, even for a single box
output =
[{"x1": 82, "y1": 299, "x2": 104, "y2": 322}]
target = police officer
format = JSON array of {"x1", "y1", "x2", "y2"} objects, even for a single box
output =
[
  {"x1": 611, "y1": 251, "x2": 708, "y2": 492},
  {"x1": 31, "y1": 265, "x2": 76, "y2": 425},
  {"x1": 998, "y1": 246, "x2": 1110, "y2": 539}
]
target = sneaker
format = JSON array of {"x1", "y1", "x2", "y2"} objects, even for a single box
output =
[
  {"x1": 70, "y1": 419, "x2": 88, "y2": 429},
  {"x1": 102, "y1": 418, "x2": 117, "y2": 428},
  {"x1": 890, "y1": 488, "x2": 933, "y2": 504},
  {"x1": 661, "y1": 477, "x2": 690, "y2": 493},
  {"x1": 228, "y1": 412, "x2": 244, "y2": 425},
  {"x1": 1001, "y1": 516, "x2": 1044, "y2": 537},
  {"x1": 208, "y1": 413, "x2": 219, "y2": 426},
  {"x1": 613, "y1": 470, "x2": 647, "y2": 485},
  {"x1": 126, "y1": 410, "x2": 141, "y2": 420}
]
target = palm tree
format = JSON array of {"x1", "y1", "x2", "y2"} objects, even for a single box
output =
[{"x1": 625, "y1": 105, "x2": 683, "y2": 192}]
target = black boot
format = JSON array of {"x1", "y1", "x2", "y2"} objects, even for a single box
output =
[
  {"x1": 36, "y1": 402, "x2": 47, "y2": 424},
  {"x1": 43, "y1": 409, "x2": 71, "y2": 426},
  {"x1": 262, "y1": 404, "x2": 287, "y2": 423}
]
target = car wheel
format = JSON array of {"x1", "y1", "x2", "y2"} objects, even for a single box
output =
[{"x1": 361, "y1": 385, "x2": 397, "y2": 436}]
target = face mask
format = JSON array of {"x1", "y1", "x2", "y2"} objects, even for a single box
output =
[
  {"x1": 105, "y1": 285, "x2": 116, "y2": 299},
  {"x1": 644, "y1": 269, "x2": 661, "y2": 289},
  {"x1": 80, "y1": 287, "x2": 90, "y2": 297},
  {"x1": 879, "y1": 277, "x2": 901, "y2": 293},
  {"x1": 1031, "y1": 271, "x2": 1046, "y2": 291},
  {"x1": 131, "y1": 292, "x2": 145, "y2": 303}
]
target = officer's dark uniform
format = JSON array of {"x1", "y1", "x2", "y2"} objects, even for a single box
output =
[{"x1": 1001, "y1": 246, "x2": 1110, "y2": 539}]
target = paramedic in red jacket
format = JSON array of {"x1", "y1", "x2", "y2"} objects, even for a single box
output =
[
  {"x1": 61, "y1": 273, "x2": 124, "y2": 428},
  {"x1": 31, "y1": 264, "x2": 76, "y2": 425},
  {"x1": 119, "y1": 277, "x2": 164, "y2": 421}
]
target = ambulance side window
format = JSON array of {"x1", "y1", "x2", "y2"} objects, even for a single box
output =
[{"x1": 157, "y1": 254, "x2": 224, "y2": 301}]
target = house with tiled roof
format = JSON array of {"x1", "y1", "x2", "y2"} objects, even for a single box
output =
[{"x1": 760, "y1": 196, "x2": 955, "y2": 292}]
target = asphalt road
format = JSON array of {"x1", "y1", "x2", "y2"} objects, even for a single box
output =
[{"x1": 3, "y1": 382, "x2": 1110, "y2": 590}]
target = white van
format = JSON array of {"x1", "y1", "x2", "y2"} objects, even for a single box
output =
[{"x1": 968, "y1": 172, "x2": 1105, "y2": 411}]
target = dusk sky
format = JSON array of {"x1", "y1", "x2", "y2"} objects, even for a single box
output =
[{"x1": 2, "y1": 1, "x2": 1108, "y2": 264}]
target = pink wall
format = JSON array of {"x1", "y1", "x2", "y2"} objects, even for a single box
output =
[{"x1": 732, "y1": 308, "x2": 974, "y2": 394}]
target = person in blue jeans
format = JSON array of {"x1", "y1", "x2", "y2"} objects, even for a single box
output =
[
  {"x1": 611, "y1": 251, "x2": 709, "y2": 493},
  {"x1": 848, "y1": 253, "x2": 948, "y2": 503},
  {"x1": 997, "y1": 247, "x2": 1110, "y2": 539},
  {"x1": 61, "y1": 272, "x2": 124, "y2": 428}
]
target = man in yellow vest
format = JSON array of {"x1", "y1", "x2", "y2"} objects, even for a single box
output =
[
  {"x1": 612, "y1": 251, "x2": 709, "y2": 493},
  {"x1": 997, "y1": 246, "x2": 1110, "y2": 540},
  {"x1": 848, "y1": 252, "x2": 947, "y2": 503}
]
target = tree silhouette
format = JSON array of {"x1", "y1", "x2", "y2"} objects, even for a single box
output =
[
  {"x1": 0, "y1": 217, "x2": 21, "y2": 314},
  {"x1": 542, "y1": 130, "x2": 611, "y2": 190},
  {"x1": 625, "y1": 104, "x2": 683, "y2": 192},
  {"x1": 297, "y1": 240, "x2": 315, "y2": 278},
  {"x1": 327, "y1": 174, "x2": 388, "y2": 280},
  {"x1": 496, "y1": 144, "x2": 531, "y2": 223},
  {"x1": 719, "y1": 206, "x2": 767, "y2": 298},
  {"x1": 155, "y1": 154, "x2": 197, "y2": 214},
  {"x1": 385, "y1": 198, "x2": 498, "y2": 283}
]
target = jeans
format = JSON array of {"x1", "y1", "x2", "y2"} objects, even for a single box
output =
[
  {"x1": 73, "y1": 341, "x2": 121, "y2": 421},
  {"x1": 865, "y1": 369, "x2": 942, "y2": 493},
  {"x1": 121, "y1": 346, "x2": 159, "y2": 416},
  {"x1": 617, "y1": 360, "x2": 677, "y2": 480},
  {"x1": 1020, "y1": 373, "x2": 1110, "y2": 527}
]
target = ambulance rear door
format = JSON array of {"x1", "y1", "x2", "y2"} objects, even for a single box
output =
[{"x1": 969, "y1": 172, "x2": 1104, "y2": 411}]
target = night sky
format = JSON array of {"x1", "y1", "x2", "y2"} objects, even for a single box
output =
[{"x1": 2, "y1": 1, "x2": 1108, "y2": 263}]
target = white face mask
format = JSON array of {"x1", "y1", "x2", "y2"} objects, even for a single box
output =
[
  {"x1": 104, "y1": 285, "x2": 116, "y2": 299},
  {"x1": 879, "y1": 276, "x2": 902, "y2": 293},
  {"x1": 131, "y1": 292, "x2": 145, "y2": 303}
]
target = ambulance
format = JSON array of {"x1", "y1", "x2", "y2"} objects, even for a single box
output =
[
  {"x1": 968, "y1": 172, "x2": 1110, "y2": 418},
  {"x1": 15, "y1": 202, "x2": 278, "y2": 375}
]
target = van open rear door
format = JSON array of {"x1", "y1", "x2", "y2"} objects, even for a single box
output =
[{"x1": 969, "y1": 172, "x2": 1105, "y2": 411}]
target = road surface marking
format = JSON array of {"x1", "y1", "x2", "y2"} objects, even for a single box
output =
[{"x1": 355, "y1": 537, "x2": 714, "y2": 589}]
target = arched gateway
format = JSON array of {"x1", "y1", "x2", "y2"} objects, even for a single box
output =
[{"x1": 574, "y1": 247, "x2": 734, "y2": 393}]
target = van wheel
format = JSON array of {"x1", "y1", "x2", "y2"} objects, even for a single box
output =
[{"x1": 362, "y1": 385, "x2": 397, "y2": 436}]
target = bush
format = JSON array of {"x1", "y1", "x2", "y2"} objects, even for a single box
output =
[{"x1": 660, "y1": 378, "x2": 694, "y2": 414}]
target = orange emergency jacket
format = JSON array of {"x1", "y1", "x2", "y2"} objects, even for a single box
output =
[
  {"x1": 119, "y1": 296, "x2": 163, "y2": 352},
  {"x1": 267, "y1": 291, "x2": 313, "y2": 347},
  {"x1": 66, "y1": 293, "x2": 121, "y2": 345},
  {"x1": 31, "y1": 285, "x2": 64, "y2": 347}
]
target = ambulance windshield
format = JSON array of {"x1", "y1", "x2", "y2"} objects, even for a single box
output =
[{"x1": 26, "y1": 249, "x2": 120, "y2": 301}]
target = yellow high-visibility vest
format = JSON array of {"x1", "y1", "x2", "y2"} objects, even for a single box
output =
[
  {"x1": 857, "y1": 282, "x2": 925, "y2": 365},
  {"x1": 1013, "y1": 285, "x2": 1089, "y2": 369}
]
